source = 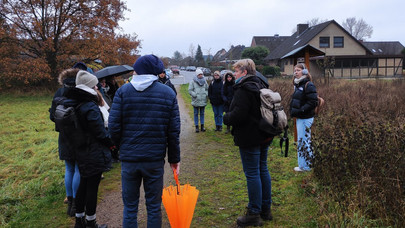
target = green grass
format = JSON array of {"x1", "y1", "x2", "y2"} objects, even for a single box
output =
[{"x1": 179, "y1": 84, "x2": 319, "y2": 227}]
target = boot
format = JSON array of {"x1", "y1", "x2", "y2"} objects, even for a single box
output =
[
  {"x1": 69, "y1": 198, "x2": 76, "y2": 217},
  {"x1": 200, "y1": 124, "x2": 206, "y2": 132},
  {"x1": 260, "y1": 206, "x2": 273, "y2": 221},
  {"x1": 74, "y1": 216, "x2": 86, "y2": 228},
  {"x1": 225, "y1": 125, "x2": 231, "y2": 134},
  {"x1": 218, "y1": 125, "x2": 222, "y2": 132},
  {"x1": 67, "y1": 196, "x2": 73, "y2": 216},
  {"x1": 236, "y1": 209, "x2": 263, "y2": 227},
  {"x1": 86, "y1": 219, "x2": 108, "y2": 228},
  {"x1": 195, "y1": 125, "x2": 199, "y2": 133},
  {"x1": 215, "y1": 125, "x2": 219, "y2": 131}
]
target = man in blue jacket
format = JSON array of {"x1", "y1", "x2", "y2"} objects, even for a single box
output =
[{"x1": 108, "y1": 55, "x2": 181, "y2": 227}]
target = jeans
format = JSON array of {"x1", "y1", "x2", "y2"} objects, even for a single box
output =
[
  {"x1": 122, "y1": 161, "x2": 165, "y2": 228},
  {"x1": 212, "y1": 104, "x2": 224, "y2": 126},
  {"x1": 193, "y1": 106, "x2": 205, "y2": 126},
  {"x1": 65, "y1": 160, "x2": 80, "y2": 198},
  {"x1": 239, "y1": 143, "x2": 272, "y2": 214},
  {"x1": 296, "y1": 117, "x2": 314, "y2": 170},
  {"x1": 75, "y1": 173, "x2": 102, "y2": 217}
]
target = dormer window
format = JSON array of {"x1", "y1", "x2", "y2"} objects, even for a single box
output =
[
  {"x1": 319, "y1": 37, "x2": 330, "y2": 48},
  {"x1": 334, "y1": 37, "x2": 344, "y2": 48}
]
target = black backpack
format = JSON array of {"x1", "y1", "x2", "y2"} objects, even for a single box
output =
[{"x1": 53, "y1": 96, "x2": 84, "y2": 132}]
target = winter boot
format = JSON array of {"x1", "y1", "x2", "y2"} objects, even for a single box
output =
[
  {"x1": 69, "y1": 198, "x2": 76, "y2": 217},
  {"x1": 195, "y1": 125, "x2": 199, "y2": 133},
  {"x1": 260, "y1": 206, "x2": 273, "y2": 221},
  {"x1": 67, "y1": 196, "x2": 73, "y2": 216},
  {"x1": 86, "y1": 219, "x2": 108, "y2": 228},
  {"x1": 200, "y1": 124, "x2": 206, "y2": 132},
  {"x1": 225, "y1": 125, "x2": 231, "y2": 134},
  {"x1": 218, "y1": 125, "x2": 223, "y2": 132},
  {"x1": 215, "y1": 125, "x2": 219, "y2": 131},
  {"x1": 74, "y1": 216, "x2": 86, "y2": 228},
  {"x1": 236, "y1": 209, "x2": 263, "y2": 227}
]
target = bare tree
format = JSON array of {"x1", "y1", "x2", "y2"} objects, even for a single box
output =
[
  {"x1": 188, "y1": 43, "x2": 195, "y2": 58},
  {"x1": 291, "y1": 17, "x2": 328, "y2": 33},
  {"x1": 342, "y1": 17, "x2": 373, "y2": 40}
]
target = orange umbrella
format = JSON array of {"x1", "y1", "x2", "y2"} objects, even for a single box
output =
[{"x1": 162, "y1": 169, "x2": 199, "y2": 228}]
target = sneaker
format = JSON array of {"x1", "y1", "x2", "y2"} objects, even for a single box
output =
[{"x1": 294, "y1": 167, "x2": 304, "y2": 172}]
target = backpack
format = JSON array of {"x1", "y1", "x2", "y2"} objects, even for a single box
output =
[
  {"x1": 252, "y1": 82, "x2": 288, "y2": 136},
  {"x1": 305, "y1": 82, "x2": 325, "y2": 115},
  {"x1": 53, "y1": 96, "x2": 84, "y2": 132}
]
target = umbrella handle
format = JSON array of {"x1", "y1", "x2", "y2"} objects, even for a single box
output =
[{"x1": 173, "y1": 168, "x2": 180, "y2": 194}]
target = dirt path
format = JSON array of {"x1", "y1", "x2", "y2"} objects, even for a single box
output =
[{"x1": 96, "y1": 86, "x2": 196, "y2": 227}]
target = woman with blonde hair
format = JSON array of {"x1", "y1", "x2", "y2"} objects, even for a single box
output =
[{"x1": 290, "y1": 63, "x2": 318, "y2": 172}]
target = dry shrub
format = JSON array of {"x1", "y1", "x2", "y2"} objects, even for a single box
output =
[{"x1": 271, "y1": 78, "x2": 405, "y2": 226}]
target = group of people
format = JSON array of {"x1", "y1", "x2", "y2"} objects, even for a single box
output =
[
  {"x1": 50, "y1": 54, "x2": 319, "y2": 227},
  {"x1": 188, "y1": 68, "x2": 235, "y2": 133}
]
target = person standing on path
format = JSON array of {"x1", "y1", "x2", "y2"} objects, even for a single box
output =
[
  {"x1": 290, "y1": 63, "x2": 318, "y2": 172},
  {"x1": 157, "y1": 70, "x2": 177, "y2": 94},
  {"x1": 223, "y1": 59, "x2": 274, "y2": 227},
  {"x1": 108, "y1": 54, "x2": 181, "y2": 228},
  {"x1": 188, "y1": 68, "x2": 208, "y2": 133},
  {"x1": 208, "y1": 71, "x2": 224, "y2": 131},
  {"x1": 221, "y1": 72, "x2": 235, "y2": 134}
]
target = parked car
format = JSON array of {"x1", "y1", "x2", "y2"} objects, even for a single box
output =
[
  {"x1": 170, "y1": 66, "x2": 180, "y2": 74},
  {"x1": 186, "y1": 66, "x2": 196, "y2": 71},
  {"x1": 220, "y1": 70, "x2": 233, "y2": 77},
  {"x1": 202, "y1": 68, "x2": 211, "y2": 76},
  {"x1": 180, "y1": 66, "x2": 186, "y2": 70}
]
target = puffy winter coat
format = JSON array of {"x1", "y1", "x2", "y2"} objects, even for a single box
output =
[
  {"x1": 208, "y1": 77, "x2": 224, "y2": 106},
  {"x1": 49, "y1": 69, "x2": 78, "y2": 161},
  {"x1": 188, "y1": 79, "x2": 208, "y2": 107},
  {"x1": 290, "y1": 78, "x2": 318, "y2": 119},
  {"x1": 64, "y1": 88, "x2": 113, "y2": 178},
  {"x1": 223, "y1": 75, "x2": 273, "y2": 147},
  {"x1": 108, "y1": 77, "x2": 181, "y2": 164}
]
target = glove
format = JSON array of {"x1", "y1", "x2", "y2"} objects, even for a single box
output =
[{"x1": 110, "y1": 145, "x2": 119, "y2": 160}]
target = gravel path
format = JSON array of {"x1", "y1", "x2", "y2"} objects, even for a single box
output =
[{"x1": 95, "y1": 86, "x2": 196, "y2": 228}]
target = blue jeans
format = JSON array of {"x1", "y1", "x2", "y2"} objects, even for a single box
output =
[
  {"x1": 65, "y1": 160, "x2": 80, "y2": 198},
  {"x1": 296, "y1": 118, "x2": 314, "y2": 170},
  {"x1": 212, "y1": 104, "x2": 224, "y2": 126},
  {"x1": 239, "y1": 143, "x2": 272, "y2": 214},
  {"x1": 193, "y1": 106, "x2": 205, "y2": 126},
  {"x1": 121, "y1": 161, "x2": 164, "y2": 228}
]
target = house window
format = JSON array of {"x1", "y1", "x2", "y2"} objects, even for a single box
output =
[
  {"x1": 319, "y1": 37, "x2": 330, "y2": 48},
  {"x1": 334, "y1": 37, "x2": 344, "y2": 48}
]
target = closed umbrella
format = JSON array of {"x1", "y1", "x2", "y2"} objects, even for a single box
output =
[
  {"x1": 94, "y1": 65, "x2": 133, "y2": 79},
  {"x1": 162, "y1": 169, "x2": 199, "y2": 228}
]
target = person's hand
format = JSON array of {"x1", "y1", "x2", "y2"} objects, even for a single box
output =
[{"x1": 170, "y1": 163, "x2": 180, "y2": 175}]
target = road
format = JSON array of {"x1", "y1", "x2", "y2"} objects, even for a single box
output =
[{"x1": 170, "y1": 70, "x2": 212, "y2": 85}]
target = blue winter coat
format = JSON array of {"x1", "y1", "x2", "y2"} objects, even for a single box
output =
[{"x1": 108, "y1": 76, "x2": 181, "y2": 164}]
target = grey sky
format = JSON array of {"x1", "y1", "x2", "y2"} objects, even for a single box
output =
[{"x1": 118, "y1": 0, "x2": 405, "y2": 58}]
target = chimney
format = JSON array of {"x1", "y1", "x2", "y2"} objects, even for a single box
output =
[{"x1": 297, "y1": 24, "x2": 309, "y2": 35}]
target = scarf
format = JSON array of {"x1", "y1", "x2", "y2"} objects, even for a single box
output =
[
  {"x1": 193, "y1": 75, "x2": 206, "y2": 86},
  {"x1": 294, "y1": 75, "x2": 308, "y2": 85}
]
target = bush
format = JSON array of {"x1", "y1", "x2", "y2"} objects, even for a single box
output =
[
  {"x1": 261, "y1": 65, "x2": 281, "y2": 77},
  {"x1": 270, "y1": 78, "x2": 405, "y2": 226}
]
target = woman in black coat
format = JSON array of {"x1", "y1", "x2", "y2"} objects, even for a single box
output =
[
  {"x1": 64, "y1": 70, "x2": 113, "y2": 228},
  {"x1": 221, "y1": 72, "x2": 235, "y2": 133}
]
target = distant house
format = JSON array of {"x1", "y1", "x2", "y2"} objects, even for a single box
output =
[{"x1": 254, "y1": 20, "x2": 404, "y2": 78}]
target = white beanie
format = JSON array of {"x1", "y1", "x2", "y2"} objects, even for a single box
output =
[
  {"x1": 76, "y1": 70, "x2": 98, "y2": 88},
  {"x1": 195, "y1": 68, "x2": 203, "y2": 76}
]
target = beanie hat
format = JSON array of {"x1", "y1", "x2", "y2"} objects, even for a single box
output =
[
  {"x1": 195, "y1": 68, "x2": 203, "y2": 76},
  {"x1": 133, "y1": 54, "x2": 164, "y2": 76},
  {"x1": 76, "y1": 70, "x2": 98, "y2": 88},
  {"x1": 73, "y1": 62, "x2": 88, "y2": 71}
]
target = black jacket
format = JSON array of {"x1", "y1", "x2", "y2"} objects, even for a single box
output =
[
  {"x1": 290, "y1": 78, "x2": 318, "y2": 119},
  {"x1": 221, "y1": 76, "x2": 235, "y2": 112},
  {"x1": 64, "y1": 88, "x2": 112, "y2": 178},
  {"x1": 208, "y1": 77, "x2": 224, "y2": 106},
  {"x1": 223, "y1": 75, "x2": 272, "y2": 147},
  {"x1": 157, "y1": 76, "x2": 177, "y2": 94}
]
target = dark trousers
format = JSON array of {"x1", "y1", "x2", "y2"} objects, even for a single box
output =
[{"x1": 75, "y1": 172, "x2": 102, "y2": 216}]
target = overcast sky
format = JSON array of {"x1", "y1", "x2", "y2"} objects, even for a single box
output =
[{"x1": 118, "y1": 0, "x2": 405, "y2": 58}]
